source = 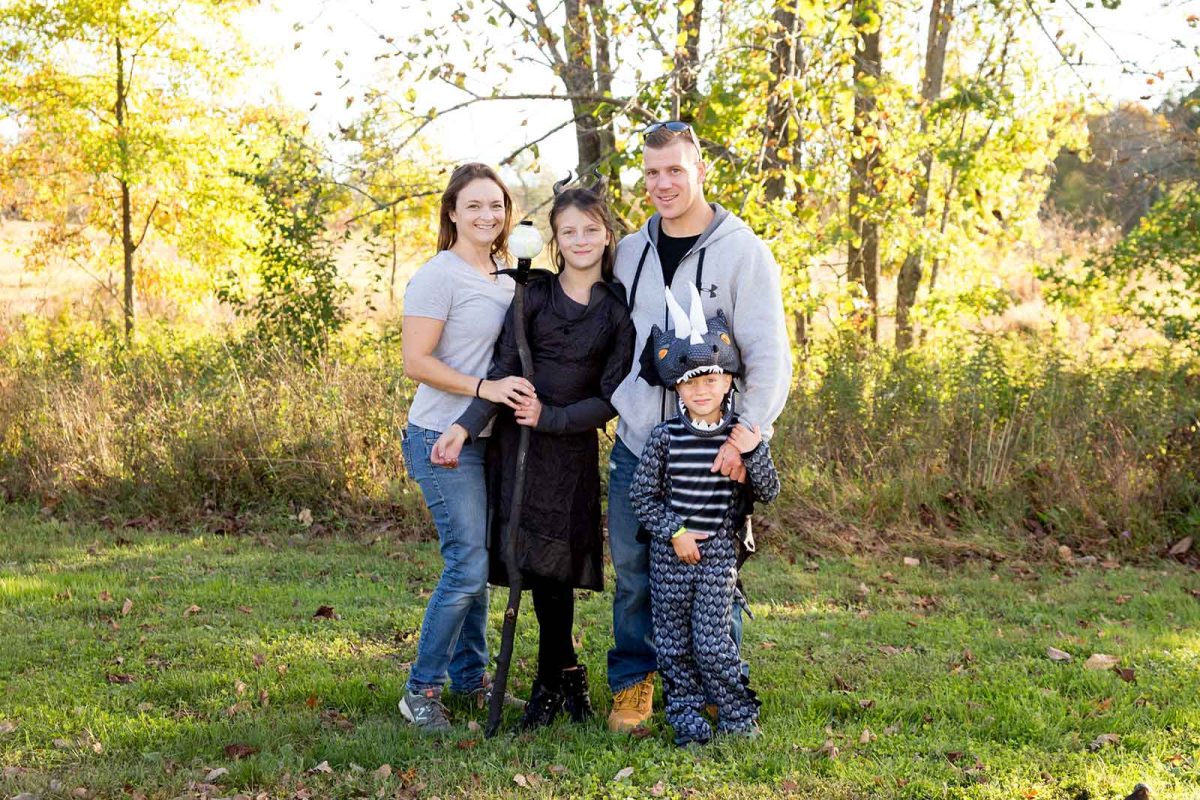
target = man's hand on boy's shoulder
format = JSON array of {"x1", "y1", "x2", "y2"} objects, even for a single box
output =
[
  {"x1": 711, "y1": 441, "x2": 747, "y2": 483},
  {"x1": 727, "y1": 423, "x2": 762, "y2": 455}
]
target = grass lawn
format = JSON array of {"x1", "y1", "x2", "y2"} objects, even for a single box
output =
[{"x1": 2, "y1": 507, "x2": 1199, "y2": 799}]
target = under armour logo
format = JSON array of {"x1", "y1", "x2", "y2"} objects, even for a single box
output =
[{"x1": 697, "y1": 283, "x2": 719, "y2": 298}]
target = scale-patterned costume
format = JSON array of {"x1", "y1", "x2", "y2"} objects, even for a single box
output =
[{"x1": 629, "y1": 286, "x2": 781, "y2": 745}]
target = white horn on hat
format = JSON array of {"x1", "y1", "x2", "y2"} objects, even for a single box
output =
[
  {"x1": 686, "y1": 284, "x2": 707, "y2": 345},
  {"x1": 665, "y1": 288, "x2": 691, "y2": 341}
]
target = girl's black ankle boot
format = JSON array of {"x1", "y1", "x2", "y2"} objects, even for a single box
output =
[
  {"x1": 560, "y1": 665, "x2": 594, "y2": 723},
  {"x1": 518, "y1": 679, "x2": 564, "y2": 730}
]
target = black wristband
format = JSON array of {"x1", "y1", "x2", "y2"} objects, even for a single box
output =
[{"x1": 475, "y1": 378, "x2": 484, "y2": 398}]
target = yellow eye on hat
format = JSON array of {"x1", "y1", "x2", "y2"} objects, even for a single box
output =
[
  {"x1": 719, "y1": 333, "x2": 731, "y2": 345},
  {"x1": 658, "y1": 348, "x2": 669, "y2": 359}
]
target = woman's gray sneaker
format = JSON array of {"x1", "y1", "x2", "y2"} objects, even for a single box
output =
[
  {"x1": 399, "y1": 688, "x2": 451, "y2": 733},
  {"x1": 467, "y1": 674, "x2": 527, "y2": 710}
]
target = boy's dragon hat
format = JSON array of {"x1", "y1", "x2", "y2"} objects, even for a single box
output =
[{"x1": 641, "y1": 284, "x2": 743, "y2": 387}]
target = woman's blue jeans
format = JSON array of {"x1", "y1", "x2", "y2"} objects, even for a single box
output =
[{"x1": 401, "y1": 423, "x2": 490, "y2": 693}]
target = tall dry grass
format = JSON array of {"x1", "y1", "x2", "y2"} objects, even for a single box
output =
[{"x1": 1, "y1": 316, "x2": 1196, "y2": 555}]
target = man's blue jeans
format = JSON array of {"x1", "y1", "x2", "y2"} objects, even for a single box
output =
[
  {"x1": 607, "y1": 437, "x2": 746, "y2": 694},
  {"x1": 402, "y1": 424, "x2": 490, "y2": 693}
]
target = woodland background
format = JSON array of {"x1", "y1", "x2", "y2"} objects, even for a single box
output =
[{"x1": 2, "y1": 0, "x2": 1197, "y2": 558}]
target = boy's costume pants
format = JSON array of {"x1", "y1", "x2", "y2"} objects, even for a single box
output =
[{"x1": 650, "y1": 535, "x2": 759, "y2": 744}]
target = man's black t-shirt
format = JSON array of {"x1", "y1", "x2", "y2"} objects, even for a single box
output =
[{"x1": 656, "y1": 229, "x2": 700, "y2": 287}]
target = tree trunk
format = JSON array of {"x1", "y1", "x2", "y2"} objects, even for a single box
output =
[
  {"x1": 676, "y1": 0, "x2": 703, "y2": 121},
  {"x1": 563, "y1": 0, "x2": 617, "y2": 180},
  {"x1": 895, "y1": 0, "x2": 954, "y2": 351},
  {"x1": 763, "y1": 2, "x2": 803, "y2": 203},
  {"x1": 115, "y1": 37, "x2": 135, "y2": 340},
  {"x1": 847, "y1": 0, "x2": 882, "y2": 342}
]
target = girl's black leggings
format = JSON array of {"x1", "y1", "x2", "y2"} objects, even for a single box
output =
[{"x1": 529, "y1": 577, "x2": 578, "y2": 687}]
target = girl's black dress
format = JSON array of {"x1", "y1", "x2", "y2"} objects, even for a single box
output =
[{"x1": 456, "y1": 273, "x2": 635, "y2": 591}]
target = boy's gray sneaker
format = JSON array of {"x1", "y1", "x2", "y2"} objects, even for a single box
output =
[
  {"x1": 466, "y1": 673, "x2": 526, "y2": 711},
  {"x1": 399, "y1": 687, "x2": 451, "y2": 733}
]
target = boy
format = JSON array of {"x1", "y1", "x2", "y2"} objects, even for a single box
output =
[{"x1": 629, "y1": 286, "x2": 781, "y2": 745}]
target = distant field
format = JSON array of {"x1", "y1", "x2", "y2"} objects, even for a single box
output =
[{"x1": 0, "y1": 219, "x2": 433, "y2": 326}]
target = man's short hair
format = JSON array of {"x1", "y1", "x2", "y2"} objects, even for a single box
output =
[{"x1": 643, "y1": 123, "x2": 702, "y2": 157}]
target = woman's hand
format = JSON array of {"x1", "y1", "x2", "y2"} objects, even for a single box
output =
[
  {"x1": 514, "y1": 395, "x2": 542, "y2": 427},
  {"x1": 431, "y1": 424, "x2": 469, "y2": 468},
  {"x1": 479, "y1": 376, "x2": 536, "y2": 410}
]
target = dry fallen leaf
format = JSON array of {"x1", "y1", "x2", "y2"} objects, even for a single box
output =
[
  {"x1": 237, "y1": 605, "x2": 254, "y2": 614},
  {"x1": 1089, "y1": 733, "x2": 1121, "y2": 751},
  {"x1": 234, "y1": 680, "x2": 247, "y2": 696},
  {"x1": 105, "y1": 673, "x2": 135, "y2": 684},
  {"x1": 309, "y1": 760, "x2": 333, "y2": 774},
  {"x1": 1046, "y1": 646, "x2": 1072, "y2": 663},
  {"x1": 512, "y1": 774, "x2": 528, "y2": 788},
  {"x1": 1084, "y1": 654, "x2": 1120, "y2": 670},
  {"x1": 1057, "y1": 545, "x2": 1074, "y2": 564},
  {"x1": 1168, "y1": 536, "x2": 1193, "y2": 556},
  {"x1": 98, "y1": 591, "x2": 112, "y2": 602},
  {"x1": 903, "y1": 556, "x2": 920, "y2": 567},
  {"x1": 373, "y1": 764, "x2": 392, "y2": 780},
  {"x1": 121, "y1": 598, "x2": 133, "y2": 616},
  {"x1": 204, "y1": 767, "x2": 228, "y2": 782},
  {"x1": 548, "y1": 765, "x2": 567, "y2": 776},
  {"x1": 859, "y1": 727, "x2": 876, "y2": 744},
  {"x1": 224, "y1": 743, "x2": 259, "y2": 759},
  {"x1": 858, "y1": 699, "x2": 876, "y2": 709},
  {"x1": 252, "y1": 653, "x2": 265, "y2": 669},
  {"x1": 259, "y1": 688, "x2": 270, "y2": 707},
  {"x1": 305, "y1": 694, "x2": 318, "y2": 708},
  {"x1": 816, "y1": 738, "x2": 840, "y2": 759},
  {"x1": 466, "y1": 720, "x2": 481, "y2": 732},
  {"x1": 613, "y1": 766, "x2": 634, "y2": 782},
  {"x1": 0, "y1": 720, "x2": 18, "y2": 734},
  {"x1": 1113, "y1": 666, "x2": 1136, "y2": 683},
  {"x1": 650, "y1": 781, "x2": 666, "y2": 797},
  {"x1": 313, "y1": 605, "x2": 339, "y2": 620},
  {"x1": 184, "y1": 604, "x2": 201, "y2": 617},
  {"x1": 297, "y1": 508, "x2": 314, "y2": 527}
]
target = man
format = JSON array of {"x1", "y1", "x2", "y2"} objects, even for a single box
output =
[{"x1": 605, "y1": 121, "x2": 792, "y2": 732}]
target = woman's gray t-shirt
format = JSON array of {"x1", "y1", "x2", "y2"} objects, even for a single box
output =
[{"x1": 403, "y1": 250, "x2": 515, "y2": 435}]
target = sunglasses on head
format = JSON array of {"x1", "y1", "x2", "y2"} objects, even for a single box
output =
[
  {"x1": 642, "y1": 120, "x2": 692, "y2": 136},
  {"x1": 641, "y1": 120, "x2": 702, "y2": 149}
]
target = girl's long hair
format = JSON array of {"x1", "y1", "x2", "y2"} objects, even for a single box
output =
[
  {"x1": 436, "y1": 163, "x2": 514, "y2": 263},
  {"x1": 548, "y1": 186, "x2": 617, "y2": 283}
]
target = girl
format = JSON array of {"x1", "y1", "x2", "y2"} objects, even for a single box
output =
[
  {"x1": 399, "y1": 163, "x2": 534, "y2": 732},
  {"x1": 435, "y1": 179, "x2": 635, "y2": 729}
]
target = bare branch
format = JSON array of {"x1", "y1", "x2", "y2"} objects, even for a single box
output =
[{"x1": 133, "y1": 198, "x2": 159, "y2": 251}]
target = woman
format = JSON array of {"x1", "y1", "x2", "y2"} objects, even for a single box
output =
[
  {"x1": 436, "y1": 180, "x2": 635, "y2": 729},
  {"x1": 399, "y1": 163, "x2": 533, "y2": 733}
]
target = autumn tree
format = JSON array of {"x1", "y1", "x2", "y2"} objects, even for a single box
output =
[{"x1": 0, "y1": 0, "x2": 258, "y2": 338}]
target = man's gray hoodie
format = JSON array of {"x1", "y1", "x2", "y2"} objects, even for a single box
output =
[{"x1": 611, "y1": 203, "x2": 792, "y2": 458}]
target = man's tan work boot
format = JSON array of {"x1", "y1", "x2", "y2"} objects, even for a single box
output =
[{"x1": 607, "y1": 672, "x2": 655, "y2": 733}]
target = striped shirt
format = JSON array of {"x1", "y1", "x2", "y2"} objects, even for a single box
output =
[{"x1": 665, "y1": 417, "x2": 735, "y2": 539}]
